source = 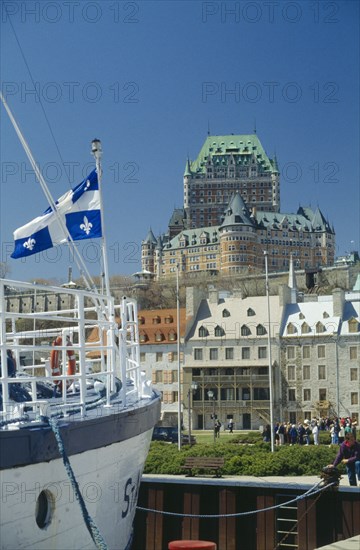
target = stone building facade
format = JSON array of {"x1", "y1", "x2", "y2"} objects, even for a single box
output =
[{"x1": 141, "y1": 133, "x2": 335, "y2": 279}]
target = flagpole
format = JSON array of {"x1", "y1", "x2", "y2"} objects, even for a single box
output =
[
  {"x1": 91, "y1": 140, "x2": 111, "y2": 302},
  {"x1": 264, "y1": 251, "x2": 275, "y2": 453},
  {"x1": 0, "y1": 91, "x2": 99, "y2": 297}
]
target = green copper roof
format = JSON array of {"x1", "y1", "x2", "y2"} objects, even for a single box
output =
[
  {"x1": 220, "y1": 192, "x2": 255, "y2": 228},
  {"x1": 185, "y1": 134, "x2": 276, "y2": 175}
]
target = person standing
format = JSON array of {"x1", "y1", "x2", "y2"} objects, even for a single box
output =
[
  {"x1": 228, "y1": 418, "x2": 234, "y2": 433},
  {"x1": 329, "y1": 433, "x2": 360, "y2": 486},
  {"x1": 312, "y1": 422, "x2": 319, "y2": 445}
]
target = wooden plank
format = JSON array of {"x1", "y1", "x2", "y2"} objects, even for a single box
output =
[
  {"x1": 219, "y1": 487, "x2": 236, "y2": 550},
  {"x1": 146, "y1": 487, "x2": 164, "y2": 550},
  {"x1": 257, "y1": 495, "x2": 275, "y2": 550},
  {"x1": 183, "y1": 489, "x2": 200, "y2": 540},
  {"x1": 298, "y1": 497, "x2": 317, "y2": 549}
]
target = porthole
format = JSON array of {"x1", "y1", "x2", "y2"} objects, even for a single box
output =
[{"x1": 35, "y1": 490, "x2": 53, "y2": 529}]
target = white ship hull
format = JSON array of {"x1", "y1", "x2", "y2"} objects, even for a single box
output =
[{"x1": 1, "y1": 426, "x2": 153, "y2": 550}]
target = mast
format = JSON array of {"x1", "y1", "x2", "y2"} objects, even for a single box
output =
[{"x1": 91, "y1": 139, "x2": 111, "y2": 301}]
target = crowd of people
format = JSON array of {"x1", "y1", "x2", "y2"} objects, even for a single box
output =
[{"x1": 261, "y1": 416, "x2": 357, "y2": 447}]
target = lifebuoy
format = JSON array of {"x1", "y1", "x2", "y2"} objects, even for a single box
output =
[{"x1": 50, "y1": 336, "x2": 76, "y2": 390}]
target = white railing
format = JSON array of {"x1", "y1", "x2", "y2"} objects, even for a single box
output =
[{"x1": 0, "y1": 279, "x2": 143, "y2": 422}]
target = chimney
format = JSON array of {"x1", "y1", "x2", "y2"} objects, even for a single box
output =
[
  {"x1": 333, "y1": 288, "x2": 345, "y2": 316},
  {"x1": 279, "y1": 284, "x2": 291, "y2": 306},
  {"x1": 208, "y1": 286, "x2": 218, "y2": 304}
]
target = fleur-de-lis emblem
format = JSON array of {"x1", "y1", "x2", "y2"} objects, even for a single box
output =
[
  {"x1": 23, "y1": 238, "x2": 36, "y2": 250},
  {"x1": 80, "y1": 216, "x2": 93, "y2": 235}
]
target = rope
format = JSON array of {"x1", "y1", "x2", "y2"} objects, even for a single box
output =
[
  {"x1": 46, "y1": 416, "x2": 108, "y2": 550},
  {"x1": 136, "y1": 481, "x2": 336, "y2": 519}
]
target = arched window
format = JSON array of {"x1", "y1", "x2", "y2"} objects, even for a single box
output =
[
  {"x1": 139, "y1": 331, "x2": 148, "y2": 343},
  {"x1": 241, "y1": 324, "x2": 251, "y2": 336},
  {"x1": 316, "y1": 322, "x2": 325, "y2": 334},
  {"x1": 348, "y1": 318, "x2": 359, "y2": 333},
  {"x1": 165, "y1": 315, "x2": 173, "y2": 324},
  {"x1": 153, "y1": 316, "x2": 161, "y2": 325},
  {"x1": 168, "y1": 330, "x2": 177, "y2": 341},
  {"x1": 256, "y1": 324, "x2": 267, "y2": 336}
]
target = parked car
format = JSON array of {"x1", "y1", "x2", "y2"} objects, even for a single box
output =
[{"x1": 152, "y1": 426, "x2": 196, "y2": 445}]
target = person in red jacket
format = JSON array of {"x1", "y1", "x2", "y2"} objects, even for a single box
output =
[{"x1": 328, "y1": 432, "x2": 360, "y2": 486}]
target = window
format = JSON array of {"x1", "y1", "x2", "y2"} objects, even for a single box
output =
[
  {"x1": 256, "y1": 324, "x2": 267, "y2": 336},
  {"x1": 152, "y1": 316, "x2": 161, "y2": 324},
  {"x1": 172, "y1": 370, "x2": 178, "y2": 383},
  {"x1": 288, "y1": 389, "x2": 296, "y2": 402},
  {"x1": 198, "y1": 326, "x2": 208, "y2": 338},
  {"x1": 214, "y1": 325, "x2": 225, "y2": 337},
  {"x1": 209, "y1": 348, "x2": 218, "y2": 360},
  {"x1": 348, "y1": 318, "x2": 359, "y2": 333},
  {"x1": 156, "y1": 352, "x2": 163, "y2": 362},
  {"x1": 222, "y1": 309, "x2": 230, "y2": 318},
  {"x1": 241, "y1": 324, "x2": 251, "y2": 336},
  {"x1": 164, "y1": 315, "x2": 173, "y2": 324},
  {"x1": 318, "y1": 365, "x2": 326, "y2": 380},
  {"x1": 140, "y1": 352, "x2": 146, "y2": 362},
  {"x1": 350, "y1": 347, "x2": 358, "y2": 360},
  {"x1": 168, "y1": 330, "x2": 177, "y2": 341},
  {"x1": 351, "y1": 393, "x2": 358, "y2": 405},
  {"x1": 287, "y1": 323, "x2": 297, "y2": 335},
  {"x1": 242, "y1": 347, "x2": 250, "y2": 359},
  {"x1": 288, "y1": 365, "x2": 296, "y2": 380},
  {"x1": 303, "y1": 365, "x2": 310, "y2": 380},
  {"x1": 194, "y1": 348, "x2": 203, "y2": 360},
  {"x1": 301, "y1": 322, "x2": 311, "y2": 334},
  {"x1": 155, "y1": 370, "x2": 163, "y2": 383},
  {"x1": 247, "y1": 308, "x2": 255, "y2": 316},
  {"x1": 139, "y1": 332, "x2": 148, "y2": 343},
  {"x1": 287, "y1": 346, "x2": 295, "y2": 360},
  {"x1": 319, "y1": 388, "x2": 327, "y2": 401},
  {"x1": 155, "y1": 331, "x2": 164, "y2": 342},
  {"x1": 317, "y1": 345, "x2": 326, "y2": 359},
  {"x1": 258, "y1": 347, "x2": 267, "y2": 359},
  {"x1": 350, "y1": 368, "x2": 358, "y2": 381},
  {"x1": 253, "y1": 387, "x2": 269, "y2": 400},
  {"x1": 225, "y1": 347, "x2": 234, "y2": 360},
  {"x1": 303, "y1": 389, "x2": 311, "y2": 401},
  {"x1": 302, "y1": 346, "x2": 310, "y2": 359},
  {"x1": 316, "y1": 322, "x2": 325, "y2": 333}
]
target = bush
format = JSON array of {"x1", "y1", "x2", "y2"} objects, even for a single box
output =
[{"x1": 144, "y1": 439, "x2": 339, "y2": 477}]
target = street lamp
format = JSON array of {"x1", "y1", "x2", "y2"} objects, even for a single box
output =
[
  {"x1": 207, "y1": 389, "x2": 216, "y2": 443},
  {"x1": 188, "y1": 382, "x2": 198, "y2": 447}
]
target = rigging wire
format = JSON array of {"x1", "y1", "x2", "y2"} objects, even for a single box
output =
[{"x1": 5, "y1": 10, "x2": 70, "y2": 184}]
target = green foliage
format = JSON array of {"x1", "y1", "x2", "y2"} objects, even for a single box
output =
[{"x1": 145, "y1": 439, "x2": 339, "y2": 477}]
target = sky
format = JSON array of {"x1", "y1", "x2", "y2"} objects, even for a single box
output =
[{"x1": 0, "y1": 0, "x2": 359, "y2": 284}]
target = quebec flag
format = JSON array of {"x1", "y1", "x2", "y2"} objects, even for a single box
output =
[{"x1": 11, "y1": 170, "x2": 102, "y2": 259}]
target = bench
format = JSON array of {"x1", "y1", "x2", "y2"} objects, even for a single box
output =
[{"x1": 182, "y1": 457, "x2": 225, "y2": 478}]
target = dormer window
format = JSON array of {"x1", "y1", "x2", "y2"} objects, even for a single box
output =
[
  {"x1": 247, "y1": 308, "x2": 255, "y2": 316},
  {"x1": 256, "y1": 324, "x2": 267, "y2": 336},
  {"x1": 138, "y1": 316, "x2": 145, "y2": 325},
  {"x1": 139, "y1": 331, "x2": 148, "y2": 343},
  {"x1": 287, "y1": 322, "x2": 297, "y2": 335},
  {"x1": 165, "y1": 315, "x2": 173, "y2": 324},
  {"x1": 153, "y1": 316, "x2": 161, "y2": 325},
  {"x1": 222, "y1": 309, "x2": 230, "y2": 318},
  {"x1": 301, "y1": 322, "x2": 311, "y2": 334},
  {"x1": 323, "y1": 311, "x2": 329, "y2": 318},
  {"x1": 198, "y1": 326, "x2": 209, "y2": 338},
  {"x1": 168, "y1": 330, "x2": 177, "y2": 341},
  {"x1": 214, "y1": 325, "x2": 225, "y2": 337},
  {"x1": 348, "y1": 318, "x2": 359, "y2": 333},
  {"x1": 316, "y1": 322, "x2": 325, "y2": 334},
  {"x1": 155, "y1": 331, "x2": 164, "y2": 342},
  {"x1": 299, "y1": 312, "x2": 305, "y2": 320},
  {"x1": 241, "y1": 324, "x2": 251, "y2": 336}
]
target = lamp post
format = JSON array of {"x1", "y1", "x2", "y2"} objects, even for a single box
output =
[
  {"x1": 264, "y1": 251, "x2": 275, "y2": 453},
  {"x1": 176, "y1": 264, "x2": 182, "y2": 451},
  {"x1": 188, "y1": 382, "x2": 198, "y2": 447},
  {"x1": 207, "y1": 389, "x2": 216, "y2": 443}
]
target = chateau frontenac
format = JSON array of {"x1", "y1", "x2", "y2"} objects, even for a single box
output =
[{"x1": 142, "y1": 134, "x2": 335, "y2": 278}]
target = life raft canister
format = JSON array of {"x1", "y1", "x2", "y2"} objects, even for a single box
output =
[{"x1": 50, "y1": 336, "x2": 76, "y2": 390}]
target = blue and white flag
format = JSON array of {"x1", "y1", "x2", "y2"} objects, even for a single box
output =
[{"x1": 11, "y1": 170, "x2": 102, "y2": 259}]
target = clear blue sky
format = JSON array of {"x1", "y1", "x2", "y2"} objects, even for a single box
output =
[{"x1": 1, "y1": 0, "x2": 359, "y2": 283}]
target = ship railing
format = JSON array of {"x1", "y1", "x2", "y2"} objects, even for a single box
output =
[{"x1": 0, "y1": 279, "x2": 145, "y2": 421}]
